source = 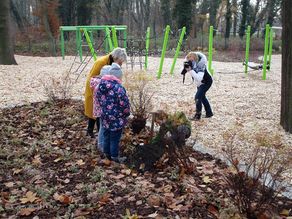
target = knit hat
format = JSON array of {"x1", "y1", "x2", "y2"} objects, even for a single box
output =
[
  {"x1": 108, "y1": 63, "x2": 123, "y2": 79},
  {"x1": 100, "y1": 65, "x2": 111, "y2": 76}
]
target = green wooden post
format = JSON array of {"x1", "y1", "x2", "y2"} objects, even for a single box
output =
[
  {"x1": 157, "y1": 25, "x2": 170, "y2": 79},
  {"x1": 123, "y1": 30, "x2": 127, "y2": 48},
  {"x1": 112, "y1": 27, "x2": 118, "y2": 48},
  {"x1": 244, "y1": 25, "x2": 251, "y2": 74},
  {"x1": 105, "y1": 27, "x2": 113, "y2": 52},
  {"x1": 262, "y1": 24, "x2": 270, "y2": 80},
  {"x1": 83, "y1": 29, "x2": 97, "y2": 61},
  {"x1": 144, "y1": 27, "x2": 150, "y2": 70},
  {"x1": 60, "y1": 28, "x2": 65, "y2": 60},
  {"x1": 170, "y1": 26, "x2": 186, "y2": 75},
  {"x1": 208, "y1": 26, "x2": 214, "y2": 75},
  {"x1": 268, "y1": 26, "x2": 273, "y2": 70}
]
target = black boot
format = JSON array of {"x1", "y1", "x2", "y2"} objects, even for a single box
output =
[
  {"x1": 87, "y1": 118, "x2": 95, "y2": 138},
  {"x1": 205, "y1": 112, "x2": 213, "y2": 118}
]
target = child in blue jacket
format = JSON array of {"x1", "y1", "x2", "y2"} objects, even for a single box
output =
[{"x1": 96, "y1": 63, "x2": 130, "y2": 162}]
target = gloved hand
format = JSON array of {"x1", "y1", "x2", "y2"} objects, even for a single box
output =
[{"x1": 186, "y1": 66, "x2": 192, "y2": 72}]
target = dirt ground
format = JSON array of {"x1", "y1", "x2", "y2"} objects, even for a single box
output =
[{"x1": 0, "y1": 54, "x2": 291, "y2": 153}]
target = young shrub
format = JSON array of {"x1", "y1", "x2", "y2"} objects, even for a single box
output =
[
  {"x1": 124, "y1": 71, "x2": 154, "y2": 134},
  {"x1": 42, "y1": 71, "x2": 73, "y2": 103},
  {"x1": 222, "y1": 127, "x2": 292, "y2": 218}
]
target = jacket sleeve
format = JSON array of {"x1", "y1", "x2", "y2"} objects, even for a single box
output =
[
  {"x1": 190, "y1": 70, "x2": 204, "y2": 86},
  {"x1": 118, "y1": 87, "x2": 131, "y2": 118}
]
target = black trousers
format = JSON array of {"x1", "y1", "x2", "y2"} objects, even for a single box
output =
[{"x1": 87, "y1": 117, "x2": 100, "y2": 133}]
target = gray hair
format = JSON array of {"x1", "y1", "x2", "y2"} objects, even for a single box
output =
[{"x1": 111, "y1": 47, "x2": 127, "y2": 63}]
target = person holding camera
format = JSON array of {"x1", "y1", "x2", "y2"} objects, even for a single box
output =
[{"x1": 182, "y1": 51, "x2": 213, "y2": 121}]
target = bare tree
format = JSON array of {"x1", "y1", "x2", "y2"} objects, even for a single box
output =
[
  {"x1": 0, "y1": 0, "x2": 17, "y2": 65},
  {"x1": 232, "y1": 0, "x2": 238, "y2": 37},
  {"x1": 280, "y1": 0, "x2": 292, "y2": 133}
]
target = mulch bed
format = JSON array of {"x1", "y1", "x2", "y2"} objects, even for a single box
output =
[{"x1": 0, "y1": 100, "x2": 290, "y2": 218}]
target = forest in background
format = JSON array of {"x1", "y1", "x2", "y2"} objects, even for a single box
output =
[{"x1": 9, "y1": 0, "x2": 282, "y2": 56}]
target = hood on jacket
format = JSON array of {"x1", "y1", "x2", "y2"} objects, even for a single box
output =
[{"x1": 98, "y1": 77, "x2": 121, "y2": 95}]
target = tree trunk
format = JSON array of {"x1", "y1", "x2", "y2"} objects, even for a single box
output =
[
  {"x1": 40, "y1": 0, "x2": 56, "y2": 56},
  {"x1": 0, "y1": 0, "x2": 17, "y2": 65},
  {"x1": 280, "y1": 0, "x2": 292, "y2": 133},
  {"x1": 239, "y1": 0, "x2": 250, "y2": 38},
  {"x1": 232, "y1": 0, "x2": 237, "y2": 37},
  {"x1": 225, "y1": 0, "x2": 232, "y2": 49}
]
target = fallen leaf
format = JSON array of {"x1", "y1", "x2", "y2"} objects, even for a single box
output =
[
  {"x1": 102, "y1": 159, "x2": 111, "y2": 166},
  {"x1": 136, "y1": 200, "x2": 142, "y2": 205},
  {"x1": 76, "y1": 159, "x2": 85, "y2": 166},
  {"x1": 19, "y1": 208, "x2": 36, "y2": 216},
  {"x1": 280, "y1": 209, "x2": 290, "y2": 216},
  {"x1": 54, "y1": 157, "x2": 63, "y2": 163},
  {"x1": 74, "y1": 208, "x2": 93, "y2": 217},
  {"x1": 121, "y1": 169, "x2": 131, "y2": 175},
  {"x1": 20, "y1": 191, "x2": 38, "y2": 204},
  {"x1": 13, "y1": 168, "x2": 22, "y2": 175},
  {"x1": 163, "y1": 185, "x2": 172, "y2": 193},
  {"x1": 114, "y1": 197, "x2": 123, "y2": 203},
  {"x1": 147, "y1": 195, "x2": 161, "y2": 207},
  {"x1": 202, "y1": 176, "x2": 212, "y2": 184},
  {"x1": 99, "y1": 193, "x2": 110, "y2": 204},
  {"x1": 32, "y1": 155, "x2": 42, "y2": 165},
  {"x1": 208, "y1": 204, "x2": 219, "y2": 218},
  {"x1": 4, "y1": 182, "x2": 14, "y2": 188},
  {"x1": 112, "y1": 174, "x2": 125, "y2": 180},
  {"x1": 128, "y1": 196, "x2": 136, "y2": 202},
  {"x1": 147, "y1": 212, "x2": 158, "y2": 218},
  {"x1": 53, "y1": 193, "x2": 72, "y2": 204},
  {"x1": 64, "y1": 179, "x2": 70, "y2": 184}
]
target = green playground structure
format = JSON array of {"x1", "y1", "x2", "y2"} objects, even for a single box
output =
[
  {"x1": 208, "y1": 24, "x2": 274, "y2": 80},
  {"x1": 61, "y1": 24, "x2": 275, "y2": 81},
  {"x1": 59, "y1": 25, "x2": 127, "y2": 61},
  {"x1": 61, "y1": 24, "x2": 188, "y2": 79},
  {"x1": 157, "y1": 25, "x2": 187, "y2": 78},
  {"x1": 243, "y1": 24, "x2": 273, "y2": 80}
]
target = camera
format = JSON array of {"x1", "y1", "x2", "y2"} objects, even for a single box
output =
[
  {"x1": 181, "y1": 60, "x2": 193, "y2": 84},
  {"x1": 181, "y1": 60, "x2": 193, "y2": 75}
]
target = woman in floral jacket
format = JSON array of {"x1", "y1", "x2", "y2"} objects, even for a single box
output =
[{"x1": 96, "y1": 63, "x2": 130, "y2": 163}]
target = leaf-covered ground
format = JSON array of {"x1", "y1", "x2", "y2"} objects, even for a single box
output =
[{"x1": 0, "y1": 100, "x2": 291, "y2": 218}]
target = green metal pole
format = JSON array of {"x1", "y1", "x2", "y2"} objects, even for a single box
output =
[
  {"x1": 157, "y1": 25, "x2": 170, "y2": 79},
  {"x1": 105, "y1": 27, "x2": 113, "y2": 52},
  {"x1": 208, "y1": 26, "x2": 214, "y2": 75},
  {"x1": 112, "y1": 27, "x2": 118, "y2": 48},
  {"x1": 60, "y1": 28, "x2": 65, "y2": 60},
  {"x1": 104, "y1": 30, "x2": 109, "y2": 53},
  {"x1": 262, "y1": 24, "x2": 270, "y2": 80},
  {"x1": 123, "y1": 30, "x2": 127, "y2": 48},
  {"x1": 268, "y1": 26, "x2": 273, "y2": 70},
  {"x1": 244, "y1": 25, "x2": 251, "y2": 74},
  {"x1": 82, "y1": 29, "x2": 97, "y2": 61},
  {"x1": 144, "y1": 27, "x2": 150, "y2": 70},
  {"x1": 170, "y1": 26, "x2": 186, "y2": 75}
]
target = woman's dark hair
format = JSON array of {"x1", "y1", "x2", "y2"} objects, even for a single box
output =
[{"x1": 109, "y1": 54, "x2": 114, "y2": 65}]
